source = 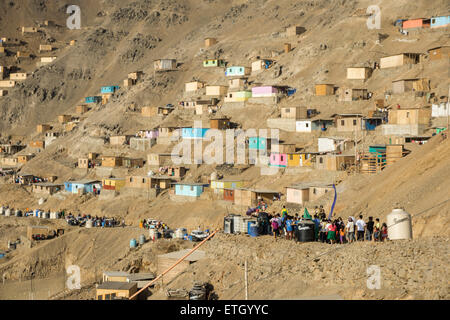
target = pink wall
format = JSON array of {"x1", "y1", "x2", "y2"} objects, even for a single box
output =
[
  {"x1": 252, "y1": 86, "x2": 278, "y2": 94},
  {"x1": 270, "y1": 153, "x2": 287, "y2": 166}
]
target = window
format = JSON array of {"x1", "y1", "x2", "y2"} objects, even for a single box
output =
[
  {"x1": 306, "y1": 123, "x2": 309, "y2": 128},
  {"x1": 353, "y1": 119, "x2": 357, "y2": 126},
  {"x1": 281, "y1": 155, "x2": 284, "y2": 161},
  {"x1": 341, "y1": 120, "x2": 345, "y2": 126},
  {"x1": 285, "y1": 109, "x2": 290, "y2": 113},
  {"x1": 290, "y1": 155, "x2": 293, "y2": 160},
  {"x1": 111, "y1": 293, "x2": 116, "y2": 299},
  {"x1": 406, "y1": 112, "x2": 409, "y2": 118},
  {"x1": 130, "y1": 177, "x2": 133, "y2": 182},
  {"x1": 105, "y1": 294, "x2": 111, "y2": 300},
  {"x1": 97, "y1": 295, "x2": 103, "y2": 300},
  {"x1": 142, "y1": 178, "x2": 145, "y2": 183},
  {"x1": 191, "y1": 186, "x2": 194, "y2": 191},
  {"x1": 313, "y1": 188, "x2": 317, "y2": 194},
  {"x1": 319, "y1": 157, "x2": 323, "y2": 164}
]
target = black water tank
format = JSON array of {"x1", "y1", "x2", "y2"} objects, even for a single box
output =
[{"x1": 295, "y1": 220, "x2": 315, "y2": 242}]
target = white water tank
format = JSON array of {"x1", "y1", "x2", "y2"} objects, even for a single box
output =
[
  {"x1": 387, "y1": 208, "x2": 412, "y2": 240},
  {"x1": 5, "y1": 208, "x2": 11, "y2": 217},
  {"x1": 0, "y1": 206, "x2": 4, "y2": 215},
  {"x1": 175, "y1": 228, "x2": 186, "y2": 239},
  {"x1": 210, "y1": 172, "x2": 218, "y2": 181},
  {"x1": 85, "y1": 219, "x2": 93, "y2": 228}
]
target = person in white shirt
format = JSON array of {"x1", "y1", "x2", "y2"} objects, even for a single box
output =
[
  {"x1": 346, "y1": 217, "x2": 355, "y2": 243},
  {"x1": 356, "y1": 214, "x2": 366, "y2": 241}
]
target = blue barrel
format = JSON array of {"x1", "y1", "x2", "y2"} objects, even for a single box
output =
[
  {"x1": 139, "y1": 234, "x2": 146, "y2": 245},
  {"x1": 248, "y1": 222, "x2": 259, "y2": 237},
  {"x1": 130, "y1": 238, "x2": 137, "y2": 248}
]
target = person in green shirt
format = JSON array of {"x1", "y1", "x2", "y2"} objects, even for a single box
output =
[{"x1": 281, "y1": 206, "x2": 288, "y2": 218}]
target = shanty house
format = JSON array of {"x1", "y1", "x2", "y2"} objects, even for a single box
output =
[
  {"x1": 318, "y1": 137, "x2": 351, "y2": 153},
  {"x1": 315, "y1": 84, "x2": 334, "y2": 96},
  {"x1": 432, "y1": 102, "x2": 449, "y2": 117},
  {"x1": 252, "y1": 86, "x2": 278, "y2": 97},
  {"x1": 17, "y1": 154, "x2": 34, "y2": 164},
  {"x1": 76, "y1": 105, "x2": 89, "y2": 114},
  {"x1": 205, "y1": 85, "x2": 228, "y2": 96},
  {"x1": 402, "y1": 18, "x2": 430, "y2": 29},
  {"x1": 147, "y1": 153, "x2": 179, "y2": 166},
  {"x1": 427, "y1": 46, "x2": 450, "y2": 61},
  {"x1": 9, "y1": 73, "x2": 27, "y2": 80},
  {"x1": 174, "y1": 182, "x2": 207, "y2": 197},
  {"x1": 233, "y1": 188, "x2": 279, "y2": 207},
  {"x1": 96, "y1": 282, "x2": 137, "y2": 300},
  {"x1": 58, "y1": 115, "x2": 72, "y2": 124},
  {"x1": 205, "y1": 38, "x2": 218, "y2": 47},
  {"x1": 101, "y1": 86, "x2": 120, "y2": 94},
  {"x1": 269, "y1": 153, "x2": 287, "y2": 167},
  {"x1": 392, "y1": 78, "x2": 430, "y2": 93},
  {"x1": 296, "y1": 119, "x2": 334, "y2": 132},
  {"x1": 167, "y1": 166, "x2": 187, "y2": 179},
  {"x1": 182, "y1": 128, "x2": 209, "y2": 139},
  {"x1": 286, "y1": 152, "x2": 314, "y2": 167},
  {"x1": 388, "y1": 108, "x2": 431, "y2": 125},
  {"x1": 286, "y1": 185, "x2": 310, "y2": 204},
  {"x1": 224, "y1": 90, "x2": 252, "y2": 102},
  {"x1": 225, "y1": 66, "x2": 251, "y2": 77},
  {"x1": 346, "y1": 67, "x2": 372, "y2": 80},
  {"x1": 251, "y1": 59, "x2": 274, "y2": 72},
  {"x1": 338, "y1": 88, "x2": 369, "y2": 102},
  {"x1": 154, "y1": 59, "x2": 177, "y2": 71},
  {"x1": 109, "y1": 135, "x2": 131, "y2": 146},
  {"x1": 286, "y1": 25, "x2": 306, "y2": 36},
  {"x1": 334, "y1": 114, "x2": 364, "y2": 132},
  {"x1": 129, "y1": 137, "x2": 156, "y2": 151},
  {"x1": 248, "y1": 137, "x2": 271, "y2": 151},
  {"x1": 36, "y1": 124, "x2": 52, "y2": 133},
  {"x1": 102, "y1": 178, "x2": 126, "y2": 191},
  {"x1": 123, "y1": 158, "x2": 144, "y2": 168},
  {"x1": 64, "y1": 180, "x2": 101, "y2": 194},
  {"x1": 380, "y1": 53, "x2": 420, "y2": 69},
  {"x1": 281, "y1": 106, "x2": 307, "y2": 119},
  {"x1": 229, "y1": 78, "x2": 247, "y2": 89},
  {"x1": 101, "y1": 156, "x2": 123, "y2": 167},
  {"x1": 85, "y1": 96, "x2": 101, "y2": 104},
  {"x1": 185, "y1": 81, "x2": 204, "y2": 92},
  {"x1": 32, "y1": 183, "x2": 63, "y2": 196},
  {"x1": 0, "y1": 80, "x2": 15, "y2": 88},
  {"x1": 430, "y1": 16, "x2": 450, "y2": 28},
  {"x1": 315, "y1": 154, "x2": 355, "y2": 171},
  {"x1": 210, "y1": 118, "x2": 231, "y2": 130},
  {"x1": 203, "y1": 59, "x2": 226, "y2": 67}
]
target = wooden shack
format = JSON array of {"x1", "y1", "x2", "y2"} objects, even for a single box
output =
[{"x1": 315, "y1": 84, "x2": 334, "y2": 96}]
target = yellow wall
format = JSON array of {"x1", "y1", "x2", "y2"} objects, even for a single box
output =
[{"x1": 287, "y1": 154, "x2": 300, "y2": 167}]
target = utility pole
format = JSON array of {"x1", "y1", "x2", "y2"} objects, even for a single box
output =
[
  {"x1": 244, "y1": 260, "x2": 248, "y2": 300},
  {"x1": 447, "y1": 85, "x2": 449, "y2": 135}
]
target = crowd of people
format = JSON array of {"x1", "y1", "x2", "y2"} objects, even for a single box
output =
[
  {"x1": 252, "y1": 205, "x2": 389, "y2": 244},
  {"x1": 65, "y1": 212, "x2": 123, "y2": 227}
]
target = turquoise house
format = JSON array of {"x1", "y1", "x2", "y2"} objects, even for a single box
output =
[
  {"x1": 431, "y1": 16, "x2": 450, "y2": 28},
  {"x1": 64, "y1": 180, "x2": 101, "y2": 194},
  {"x1": 101, "y1": 86, "x2": 120, "y2": 94},
  {"x1": 85, "y1": 96, "x2": 101, "y2": 104},
  {"x1": 225, "y1": 66, "x2": 251, "y2": 77},
  {"x1": 174, "y1": 183, "x2": 207, "y2": 197},
  {"x1": 249, "y1": 137, "x2": 271, "y2": 151},
  {"x1": 182, "y1": 128, "x2": 209, "y2": 139}
]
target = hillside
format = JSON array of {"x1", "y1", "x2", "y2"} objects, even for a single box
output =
[{"x1": 0, "y1": 0, "x2": 449, "y2": 301}]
